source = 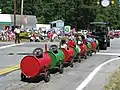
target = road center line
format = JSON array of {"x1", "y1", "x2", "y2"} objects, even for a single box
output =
[
  {"x1": 0, "y1": 64, "x2": 20, "y2": 75},
  {"x1": 76, "y1": 57, "x2": 120, "y2": 90},
  {"x1": 0, "y1": 43, "x2": 24, "y2": 49},
  {"x1": 0, "y1": 43, "x2": 24, "y2": 75}
]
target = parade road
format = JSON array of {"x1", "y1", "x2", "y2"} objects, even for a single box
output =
[{"x1": 0, "y1": 39, "x2": 120, "y2": 90}]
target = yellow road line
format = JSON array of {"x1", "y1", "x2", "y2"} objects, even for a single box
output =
[{"x1": 0, "y1": 64, "x2": 20, "y2": 75}]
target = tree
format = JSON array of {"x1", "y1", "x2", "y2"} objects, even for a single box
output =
[{"x1": 1, "y1": 0, "x2": 120, "y2": 29}]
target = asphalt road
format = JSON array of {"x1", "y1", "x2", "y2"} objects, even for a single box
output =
[
  {"x1": 0, "y1": 42, "x2": 59, "y2": 70},
  {"x1": 0, "y1": 42, "x2": 12, "y2": 47},
  {"x1": 0, "y1": 39, "x2": 120, "y2": 90}
]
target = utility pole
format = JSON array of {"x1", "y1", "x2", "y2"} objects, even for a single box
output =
[
  {"x1": 0, "y1": 9, "x2": 2, "y2": 13},
  {"x1": 14, "y1": 0, "x2": 16, "y2": 29},
  {"x1": 20, "y1": 0, "x2": 24, "y2": 28}
]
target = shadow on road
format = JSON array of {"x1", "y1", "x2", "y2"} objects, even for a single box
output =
[
  {"x1": 20, "y1": 75, "x2": 43, "y2": 83},
  {"x1": 7, "y1": 53, "x2": 33, "y2": 56}
]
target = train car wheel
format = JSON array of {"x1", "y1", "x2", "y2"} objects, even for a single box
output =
[
  {"x1": 59, "y1": 62, "x2": 64, "y2": 74},
  {"x1": 84, "y1": 53, "x2": 87, "y2": 59},
  {"x1": 107, "y1": 41, "x2": 110, "y2": 47},
  {"x1": 94, "y1": 49, "x2": 97, "y2": 54},
  {"x1": 87, "y1": 51, "x2": 89, "y2": 56},
  {"x1": 70, "y1": 59, "x2": 74, "y2": 67},
  {"x1": 102, "y1": 44, "x2": 107, "y2": 50},
  {"x1": 44, "y1": 71, "x2": 50, "y2": 83},
  {"x1": 21, "y1": 73, "x2": 27, "y2": 81},
  {"x1": 89, "y1": 51, "x2": 92, "y2": 56},
  {"x1": 78, "y1": 55, "x2": 81, "y2": 63},
  {"x1": 30, "y1": 39, "x2": 33, "y2": 42},
  {"x1": 97, "y1": 46, "x2": 100, "y2": 52}
]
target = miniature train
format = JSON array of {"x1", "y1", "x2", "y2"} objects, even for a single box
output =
[{"x1": 20, "y1": 34, "x2": 99, "y2": 82}]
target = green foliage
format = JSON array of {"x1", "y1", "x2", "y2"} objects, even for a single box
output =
[
  {"x1": 37, "y1": 16, "x2": 46, "y2": 24},
  {"x1": 0, "y1": 0, "x2": 120, "y2": 29}
]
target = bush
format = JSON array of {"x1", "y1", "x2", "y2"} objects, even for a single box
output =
[{"x1": 104, "y1": 69, "x2": 120, "y2": 90}]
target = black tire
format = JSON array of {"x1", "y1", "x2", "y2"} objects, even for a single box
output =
[
  {"x1": 30, "y1": 39, "x2": 33, "y2": 42},
  {"x1": 78, "y1": 56, "x2": 81, "y2": 63},
  {"x1": 102, "y1": 44, "x2": 107, "y2": 50},
  {"x1": 35, "y1": 39, "x2": 38, "y2": 42},
  {"x1": 89, "y1": 51, "x2": 92, "y2": 56},
  {"x1": 84, "y1": 53, "x2": 87, "y2": 59},
  {"x1": 70, "y1": 59, "x2": 74, "y2": 67},
  {"x1": 117, "y1": 35, "x2": 119, "y2": 38},
  {"x1": 59, "y1": 62, "x2": 64, "y2": 74},
  {"x1": 94, "y1": 49, "x2": 97, "y2": 54},
  {"x1": 44, "y1": 71, "x2": 50, "y2": 83},
  {"x1": 86, "y1": 51, "x2": 89, "y2": 56},
  {"x1": 97, "y1": 46, "x2": 100, "y2": 52},
  {"x1": 107, "y1": 41, "x2": 110, "y2": 47},
  {"x1": 87, "y1": 51, "x2": 89, "y2": 56},
  {"x1": 35, "y1": 39, "x2": 40, "y2": 42},
  {"x1": 21, "y1": 73, "x2": 26, "y2": 81}
]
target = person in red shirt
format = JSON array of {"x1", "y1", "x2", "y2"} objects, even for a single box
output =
[
  {"x1": 47, "y1": 32, "x2": 53, "y2": 41},
  {"x1": 47, "y1": 32, "x2": 51, "y2": 39},
  {"x1": 67, "y1": 37, "x2": 76, "y2": 47}
]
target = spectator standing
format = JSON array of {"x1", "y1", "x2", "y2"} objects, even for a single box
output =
[{"x1": 14, "y1": 28, "x2": 20, "y2": 44}]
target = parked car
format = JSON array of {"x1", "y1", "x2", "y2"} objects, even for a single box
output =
[
  {"x1": 109, "y1": 31, "x2": 114, "y2": 39},
  {"x1": 114, "y1": 31, "x2": 119, "y2": 38}
]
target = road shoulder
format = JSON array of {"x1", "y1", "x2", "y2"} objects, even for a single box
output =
[{"x1": 83, "y1": 58, "x2": 120, "y2": 90}]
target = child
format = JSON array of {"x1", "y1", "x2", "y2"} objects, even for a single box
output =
[
  {"x1": 81, "y1": 35, "x2": 87, "y2": 45},
  {"x1": 60, "y1": 39, "x2": 68, "y2": 50},
  {"x1": 67, "y1": 37, "x2": 76, "y2": 47},
  {"x1": 86, "y1": 34, "x2": 93, "y2": 42},
  {"x1": 76, "y1": 35, "x2": 82, "y2": 45}
]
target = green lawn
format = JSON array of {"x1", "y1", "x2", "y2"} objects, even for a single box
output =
[
  {"x1": 20, "y1": 39, "x2": 29, "y2": 42},
  {"x1": 0, "y1": 38, "x2": 29, "y2": 43},
  {"x1": 104, "y1": 68, "x2": 120, "y2": 90}
]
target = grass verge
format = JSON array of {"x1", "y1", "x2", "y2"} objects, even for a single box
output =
[{"x1": 104, "y1": 68, "x2": 120, "y2": 90}]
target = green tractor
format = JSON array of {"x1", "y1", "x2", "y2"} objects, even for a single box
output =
[{"x1": 90, "y1": 22, "x2": 110, "y2": 50}]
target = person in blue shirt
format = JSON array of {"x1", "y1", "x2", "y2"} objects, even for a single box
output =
[{"x1": 86, "y1": 34, "x2": 93, "y2": 42}]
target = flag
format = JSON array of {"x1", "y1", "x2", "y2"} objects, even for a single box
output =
[{"x1": 72, "y1": 28, "x2": 76, "y2": 34}]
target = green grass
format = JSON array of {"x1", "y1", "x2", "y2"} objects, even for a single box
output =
[
  {"x1": 0, "y1": 38, "x2": 29, "y2": 43},
  {"x1": 104, "y1": 68, "x2": 120, "y2": 90},
  {"x1": 20, "y1": 39, "x2": 29, "y2": 42}
]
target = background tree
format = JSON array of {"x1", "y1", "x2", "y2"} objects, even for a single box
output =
[{"x1": 0, "y1": 0, "x2": 120, "y2": 29}]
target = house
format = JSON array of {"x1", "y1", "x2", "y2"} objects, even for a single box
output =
[
  {"x1": 0, "y1": 14, "x2": 12, "y2": 30},
  {"x1": 0, "y1": 14, "x2": 37, "y2": 31}
]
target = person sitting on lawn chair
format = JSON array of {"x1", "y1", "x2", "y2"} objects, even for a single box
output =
[{"x1": 14, "y1": 27, "x2": 20, "y2": 44}]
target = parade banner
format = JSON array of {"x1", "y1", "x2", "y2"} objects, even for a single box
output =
[{"x1": 64, "y1": 26, "x2": 71, "y2": 34}]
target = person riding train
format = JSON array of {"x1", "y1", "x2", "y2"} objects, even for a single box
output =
[
  {"x1": 67, "y1": 37, "x2": 76, "y2": 47},
  {"x1": 81, "y1": 35, "x2": 87, "y2": 45},
  {"x1": 76, "y1": 35, "x2": 83, "y2": 45},
  {"x1": 86, "y1": 34, "x2": 94, "y2": 42},
  {"x1": 60, "y1": 39, "x2": 68, "y2": 50}
]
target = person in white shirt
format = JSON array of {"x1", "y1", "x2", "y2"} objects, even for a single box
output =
[{"x1": 60, "y1": 39, "x2": 68, "y2": 50}]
